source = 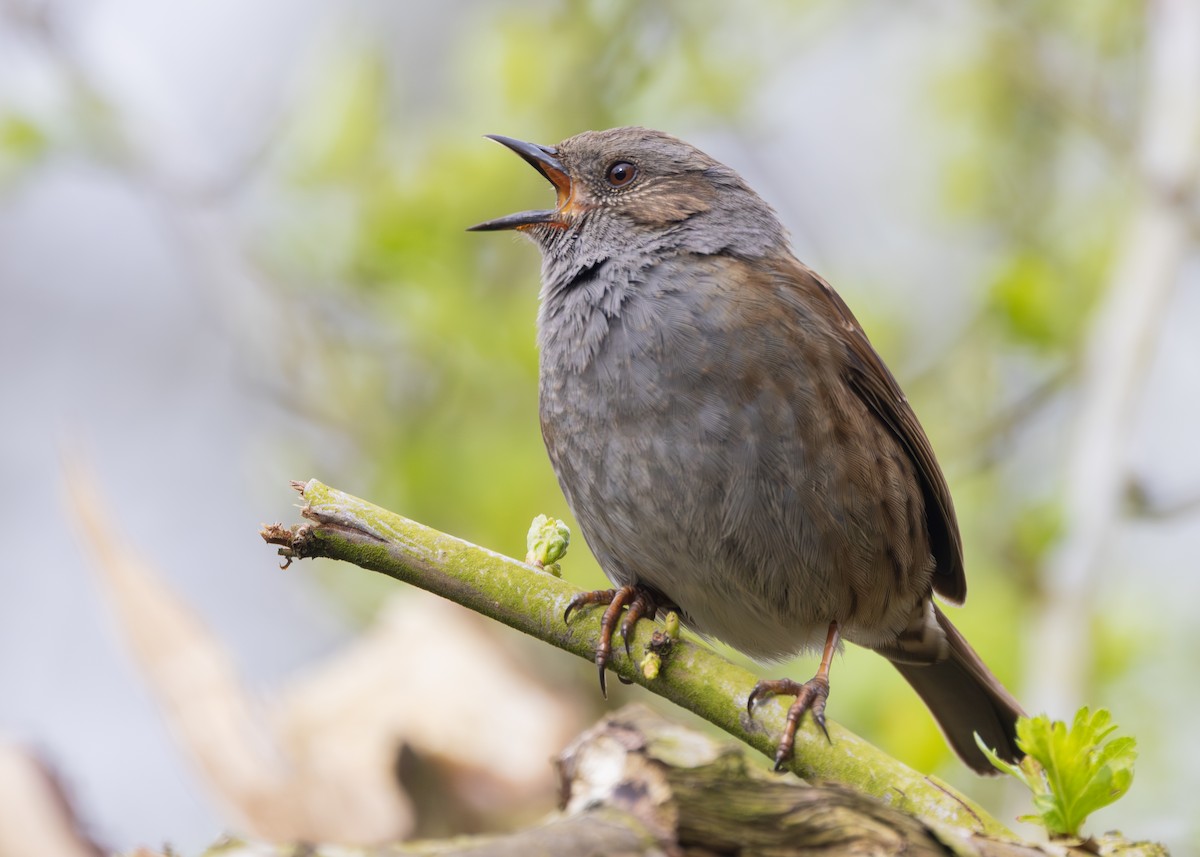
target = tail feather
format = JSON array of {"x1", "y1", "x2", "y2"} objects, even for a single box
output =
[{"x1": 887, "y1": 606, "x2": 1024, "y2": 774}]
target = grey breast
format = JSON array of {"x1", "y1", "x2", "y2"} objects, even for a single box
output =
[{"x1": 537, "y1": 253, "x2": 929, "y2": 659}]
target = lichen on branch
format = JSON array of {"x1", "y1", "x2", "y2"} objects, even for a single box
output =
[{"x1": 262, "y1": 478, "x2": 1007, "y2": 836}]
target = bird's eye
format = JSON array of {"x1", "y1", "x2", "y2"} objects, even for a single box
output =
[{"x1": 605, "y1": 161, "x2": 637, "y2": 187}]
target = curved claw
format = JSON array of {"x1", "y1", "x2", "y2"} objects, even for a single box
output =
[
  {"x1": 564, "y1": 589, "x2": 616, "y2": 624},
  {"x1": 748, "y1": 677, "x2": 792, "y2": 718},
  {"x1": 746, "y1": 684, "x2": 765, "y2": 718},
  {"x1": 563, "y1": 593, "x2": 586, "y2": 624},
  {"x1": 813, "y1": 709, "x2": 831, "y2": 744}
]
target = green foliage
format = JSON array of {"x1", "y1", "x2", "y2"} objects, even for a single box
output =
[
  {"x1": 639, "y1": 649, "x2": 661, "y2": 680},
  {"x1": 472, "y1": 0, "x2": 764, "y2": 133},
  {"x1": 525, "y1": 514, "x2": 570, "y2": 575},
  {"x1": 987, "y1": 253, "x2": 1075, "y2": 351},
  {"x1": 663, "y1": 611, "x2": 680, "y2": 640},
  {"x1": 936, "y1": 0, "x2": 1139, "y2": 357},
  {"x1": 977, "y1": 707, "x2": 1137, "y2": 838}
]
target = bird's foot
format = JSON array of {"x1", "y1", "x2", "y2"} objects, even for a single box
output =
[
  {"x1": 564, "y1": 584, "x2": 663, "y2": 696},
  {"x1": 747, "y1": 621, "x2": 839, "y2": 770},
  {"x1": 747, "y1": 674, "x2": 832, "y2": 771}
]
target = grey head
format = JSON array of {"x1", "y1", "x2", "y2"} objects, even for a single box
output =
[{"x1": 468, "y1": 127, "x2": 789, "y2": 287}]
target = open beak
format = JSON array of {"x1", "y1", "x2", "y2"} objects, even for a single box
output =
[{"x1": 467, "y1": 135, "x2": 572, "y2": 231}]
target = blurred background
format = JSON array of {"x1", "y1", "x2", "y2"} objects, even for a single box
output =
[{"x1": 2, "y1": 0, "x2": 1198, "y2": 853}]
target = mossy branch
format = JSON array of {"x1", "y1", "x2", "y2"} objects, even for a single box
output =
[{"x1": 262, "y1": 479, "x2": 1009, "y2": 838}]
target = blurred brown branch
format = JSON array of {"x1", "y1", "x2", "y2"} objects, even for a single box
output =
[
  {"x1": 64, "y1": 458, "x2": 415, "y2": 842},
  {"x1": 0, "y1": 744, "x2": 105, "y2": 857},
  {"x1": 64, "y1": 459, "x2": 578, "y2": 846},
  {"x1": 195, "y1": 705, "x2": 1169, "y2": 857}
]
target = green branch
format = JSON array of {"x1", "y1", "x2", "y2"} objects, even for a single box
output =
[{"x1": 261, "y1": 479, "x2": 1012, "y2": 838}]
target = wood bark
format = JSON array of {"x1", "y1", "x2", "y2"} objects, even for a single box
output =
[{"x1": 198, "y1": 703, "x2": 1165, "y2": 857}]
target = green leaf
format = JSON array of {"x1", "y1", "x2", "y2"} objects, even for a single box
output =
[{"x1": 976, "y1": 707, "x2": 1137, "y2": 838}]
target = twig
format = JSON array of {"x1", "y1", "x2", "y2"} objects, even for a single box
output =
[{"x1": 261, "y1": 479, "x2": 1013, "y2": 838}]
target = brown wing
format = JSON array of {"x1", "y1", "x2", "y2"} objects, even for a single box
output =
[{"x1": 780, "y1": 258, "x2": 967, "y2": 604}]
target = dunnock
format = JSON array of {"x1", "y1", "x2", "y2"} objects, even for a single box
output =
[{"x1": 469, "y1": 127, "x2": 1023, "y2": 773}]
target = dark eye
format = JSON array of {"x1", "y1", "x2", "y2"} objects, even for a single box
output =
[{"x1": 605, "y1": 161, "x2": 637, "y2": 187}]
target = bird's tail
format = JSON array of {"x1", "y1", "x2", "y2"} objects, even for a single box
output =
[{"x1": 886, "y1": 605, "x2": 1025, "y2": 774}]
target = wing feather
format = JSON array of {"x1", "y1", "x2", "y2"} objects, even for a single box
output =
[{"x1": 779, "y1": 259, "x2": 967, "y2": 603}]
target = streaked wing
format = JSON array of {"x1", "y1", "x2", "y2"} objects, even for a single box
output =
[{"x1": 779, "y1": 258, "x2": 966, "y2": 603}]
